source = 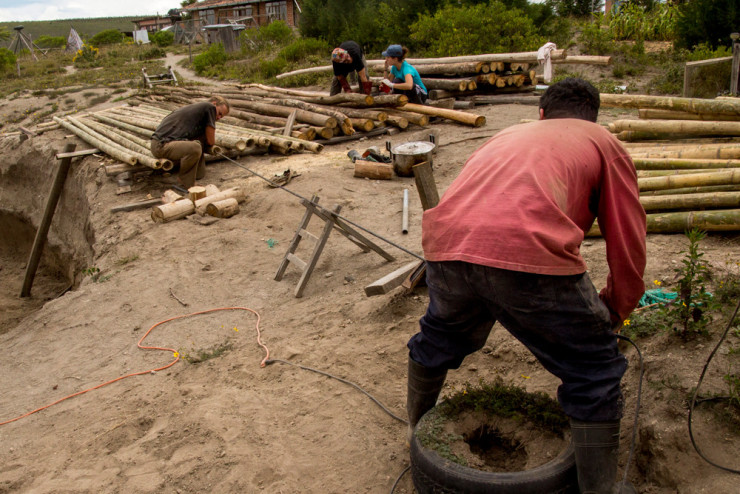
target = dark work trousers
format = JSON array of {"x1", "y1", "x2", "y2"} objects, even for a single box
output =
[
  {"x1": 391, "y1": 76, "x2": 428, "y2": 105},
  {"x1": 150, "y1": 138, "x2": 206, "y2": 188},
  {"x1": 407, "y1": 261, "x2": 627, "y2": 422}
]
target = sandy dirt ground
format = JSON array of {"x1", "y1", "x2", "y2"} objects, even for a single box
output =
[{"x1": 1, "y1": 72, "x2": 740, "y2": 494}]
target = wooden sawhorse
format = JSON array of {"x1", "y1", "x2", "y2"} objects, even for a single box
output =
[{"x1": 275, "y1": 195, "x2": 395, "y2": 297}]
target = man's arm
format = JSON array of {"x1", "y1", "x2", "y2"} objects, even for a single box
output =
[
  {"x1": 204, "y1": 125, "x2": 216, "y2": 147},
  {"x1": 598, "y1": 151, "x2": 647, "y2": 325}
]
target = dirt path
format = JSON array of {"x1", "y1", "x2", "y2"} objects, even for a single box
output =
[{"x1": 163, "y1": 53, "x2": 221, "y2": 86}]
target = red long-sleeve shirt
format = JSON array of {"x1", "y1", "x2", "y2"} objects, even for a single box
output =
[{"x1": 422, "y1": 118, "x2": 647, "y2": 321}]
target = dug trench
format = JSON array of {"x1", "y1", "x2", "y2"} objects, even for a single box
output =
[{"x1": 0, "y1": 102, "x2": 739, "y2": 493}]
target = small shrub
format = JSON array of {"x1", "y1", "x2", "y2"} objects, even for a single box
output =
[
  {"x1": 138, "y1": 46, "x2": 166, "y2": 60},
  {"x1": 88, "y1": 29, "x2": 125, "y2": 46},
  {"x1": 149, "y1": 30, "x2": 174, "y2": 47},
  {"x1": 35, "y1": 35, "x2": 66, "y2": 49},
  {"x1": 278, "y1": 37, "x2": 329, "y2": 62},
  {"x1": 0, "y1": 47, "x2": 17, "y2": 73},
  {"x1": 192, "y1": 43, "x2": 228, "y2": 74},
  {"x1": 72, "y1": 44, "x2": 100, "y2": 67},
  {"x1": 579, "y1": 16, "x2": 615, "y2": 55},
  {"x1": 258, "y1": 57, "x2": 288, "y2": 79}
]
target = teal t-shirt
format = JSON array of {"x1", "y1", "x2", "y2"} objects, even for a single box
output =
[{"x1": 390, "y1": 61, "x2": 427, "y2": 93}]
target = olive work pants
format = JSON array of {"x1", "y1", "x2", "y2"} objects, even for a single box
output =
[
  {"x1": 150, "y1": 138, "x2": 206, "y2": 188},
  {"x1": 407, "y1": 260, "x2": 628, "y2": 422}
]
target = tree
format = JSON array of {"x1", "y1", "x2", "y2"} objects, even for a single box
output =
[
  {"x1": 675, "y1": 0, "x2": 740, "y2": 50},
  {"x1": 548, "y1": 0, "x2": 604, "y2": 17}
]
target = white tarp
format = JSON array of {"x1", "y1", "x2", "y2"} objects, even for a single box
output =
[
  {"x1": 133, "y1": 29, "x2": 150, "y2": 44},
  {"x1": 66, "y1": 27, "x2": 83, "y2": 53}
]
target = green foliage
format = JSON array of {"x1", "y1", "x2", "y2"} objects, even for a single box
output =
[
  {"x1": 608, "y1": 2, "x2": 678, "y2": 41},
  {"x1": 0, "y1": 17, "x2": 139, "y2": 40},
  {"x1": 178, "y1": 341, "x2": 233, "y2": 364},
  {"x1": 258, "y1": 57, "x2": 288, "y2": 79},
  {"x1": 88, "y1": 29, "x2": 125, "y2": 46},
  {"x1": 0, "y1": 48, "x2": 16, "y2": 73},
  {"x1": 550, "y1": 0, "x2": 604, "y2": 17},
  {"x1": 73, "y1": 44, "x2": 100, "y2": 67},
  {"x1": 0, "y1": 26, "x2": 9, "y2": 42},
  {"x1": 34, "y1": 35, "x2": 66, "y2": 49},
  {"x1": 137, "y1": 46, "x2": 166, "y2": 60},
  {"x1": 410, "y1": 1, "x2": 545, "y2": 57},
  {"x1": 579, "y1": 15, "x2": 615, "y2": 56},
  {"x1": 149, "y1": 30, "x2": 174, "y2": 47},
  {"x1": 685, "y1": 43, "x2": 733, "y2": 62},
  {"x1": 675, "y1": 0, "x2": 740, "y2": 50},
  {"x1": 192, "y1": 43, "x2": 228, "y2": 75},
  {"x1": 277, "y1": 37, "x2": 330, "y2": 62},
  {"x1": 245, "y1": 20, "x2": 295, "y2": 48}
]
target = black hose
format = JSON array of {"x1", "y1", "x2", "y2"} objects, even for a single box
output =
[
  {"x1": 687, "y1": 296, "x2": 740, "y2": 475},
  {"x1": 616, "y1": 333, "x2": 645, "y2": 490}
]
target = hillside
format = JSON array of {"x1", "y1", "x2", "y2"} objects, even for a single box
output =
[{"x1": 0, "y1": 16, "x2": 141, "y2": 43}]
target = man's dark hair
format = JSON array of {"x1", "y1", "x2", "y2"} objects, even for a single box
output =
[{"x1": 539, "y1": 78, "x2": 600, "y2": 122}]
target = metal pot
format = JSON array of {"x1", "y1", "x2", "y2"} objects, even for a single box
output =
[{"x1": 389, "y1": 141, "x2": 436, "y2": 177}]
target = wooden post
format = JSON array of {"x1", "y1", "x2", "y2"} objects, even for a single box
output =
[
  {"x1": 412, "y1": 161, "x2": 440, "y2": 210},
  {"x1": 732, "y1": 34, "x2": 740, "y2": 96},
  {"x1": 20, "y1": 143, "x2": 76, "y2": 297},
  {"x1": 283, "y1": 109, "x2": 298, "y2": 136}
]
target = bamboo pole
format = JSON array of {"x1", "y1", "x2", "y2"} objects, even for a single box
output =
[
  {"x1": 78, "y1": 117, "x2": 163, "y2": 166},
  {"x1": 151, "y1": 199, "x2": 195, "y2": 223},
  {"x1": 640, "y1": 191, "x2": 740, "y2": 211},
  {"x1": 638, "y1": 170, "x2": 740, "y2": 191},
  {"x1": 349, "y1": 118, "x2": 374, "y2": 132},
  {"x1": 206, "y1": 198, "x2": 240, "y2": 218},
  {"x1": 637, "y1": 169, "x2": 729, "y2": 177},
  {"x1": 628, "y1": 144, "x2": 740, "y2": 160},
  {"x1": 600, "y1": 93, "x2": 740, "y2": 116},
  {"x1": 632, "y1": 158, "x2": 740, "y2": 169},
  {"x1": 401, "y1": 103, "x2": 486, "y2": 127},
  {"x1": 610, "y1": 119, "x2": 740, "y2": 136},
  {"x1": 411, "y1": 62, "x2": 489, "y2": 75},
  {"x1": 335, "y1": 107, "x2": 388, "y2": 122},
  {"x1": 89, "y1": 113, "x2": 154, "y2": 139},
  {"x1": 384, "y1": 108, "x2": 430, "y2": 127},
  {"x1": 552, "y1": 55, "x2": 611, "y2": 65},
  {"x1": 194, "y1": 187, "x2": 247, "y2": 215},
  {"x1": 240, "y1": 84, "x2": 374, "y2": 105},
  {"x1": 587, "y1": 209, "x2": 740, "y2": 236},
  {"x1": 641, "y1": 184, "x2": 740, "y2": 196},
  {"x1": 638, "y1": 109, "x2": 740, "y2": 121},
  {"x1": 53, "y1": 117, "x2": 138, "y2": 166}
]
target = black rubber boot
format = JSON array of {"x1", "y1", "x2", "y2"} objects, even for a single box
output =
[
  {"x1": 570, "y1": 419, "x2": 637, "y2": 494},
  {"x1": 407, "y1": 357, "x2": 447, "y2": 442}
]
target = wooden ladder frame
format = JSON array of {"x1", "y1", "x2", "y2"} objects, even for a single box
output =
[
  {"x1": 275, "y1": 195, "x2": 395, "y2": 297},
  {"x1": 142, "y1": 66, "x2": 179, "y2": 89}
]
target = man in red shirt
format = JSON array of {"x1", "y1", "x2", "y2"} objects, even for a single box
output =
[{"x1": 407, "y1": 78, "x2": 646, "y2": 494}]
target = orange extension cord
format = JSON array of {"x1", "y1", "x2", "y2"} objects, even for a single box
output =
[{"x1": 0, "y1": 307, "x2": 269, "y2": 427}]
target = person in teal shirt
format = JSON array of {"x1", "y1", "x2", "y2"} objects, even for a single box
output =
[{"x1": 381, "y1": 44, "x2": 428, "y2": 104}]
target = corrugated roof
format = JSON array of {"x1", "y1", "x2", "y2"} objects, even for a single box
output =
[{"x1": 182, "y1": 0, "x2": 260, "y2": 11}]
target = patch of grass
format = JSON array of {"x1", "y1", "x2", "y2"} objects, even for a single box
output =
[
  {"x1": 82, "y1": 266, "x2": 112, "y2": 283},
  {"x1": 178, "y1": 341, "x2": 233, "y2": 364},
  {"x1": 115, "y1": 254, "x2": 139, "y2": 266},
  {"x1": 87, "y1": 94, "x2": 110, "y2": 106}
]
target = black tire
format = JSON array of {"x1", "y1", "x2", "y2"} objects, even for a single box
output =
[{"x1": 410, "y1": 413, "x2": 577, "y2": 494}]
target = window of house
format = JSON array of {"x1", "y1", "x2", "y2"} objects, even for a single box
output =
[
  {"x1": 265, "y1": 1, "x2": 287, "y2": 21},
  {"x1": 204, "y1": 9, "x2": 216, "y2": 25}
]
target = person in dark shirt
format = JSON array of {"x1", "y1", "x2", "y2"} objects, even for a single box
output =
[
  {"x1": 331, "y1": 40, "x2": 372, "y2": 96},
  {"x1": 150, "y1": 96, "x2": 230, "y2": 188}
]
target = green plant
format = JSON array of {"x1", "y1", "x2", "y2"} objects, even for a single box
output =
[
  {"x1": 82, "y1": 266, "x2": 112, "y2": 283},
  {"x1": 675, "y1": 0, "x2": 740, "y2": 50},
  {"x1": 608, "y1": 2, "x2": 678, "y2": 41},
  {"x1": 115, "y1": 255, "x2": 139, "y2": 266},
  {"x1": 579, "y1": 15, "x2": 615, "y2": 55},
  {"x1": 149, "y1": 30, "x2": 174, "y2": 47},
  {"x1": 277, "y1": 37, "x2": 330, "y2": 62},
  {"x1": 192, "y1": 43, "x2": 227, "y2": 75},
  {"x1": 137, "y1": 46, "x2": 166, "y2": 60},
  {"x1": 88, "y1": 29, "x2": 125, "y2": 46},
  {"x1": 410, "y1": 1, "x2": 544, "y2": 56},
  {"x1": 0, "y1": 47, "x2": 16, "y2": 73},
  {"x1": 35, "y1": 35, "x2": 66, "y2": 49},
  {"x1": 73, "y1": 44, "x2": 100, "y2": 67},
  {"x1": 666, "y1": 229, "x2": 718, "y2": 338},
  {"x1": 178, "y1": 341, "x2": 233, "y2": 364}
]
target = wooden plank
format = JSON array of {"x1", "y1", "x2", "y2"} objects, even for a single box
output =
[
  {"x1": 57, "y1": 148, "x2": 100, "y2": 159},
  {"x1": 110, "y1": 198, "x2": 163, "y2": 213},
  {"x1": 402, "y1": 261, "x2": 427, "y2": 290},
  {"x1": 364, "y1": 261, "x2": 420, "y2": 297}
]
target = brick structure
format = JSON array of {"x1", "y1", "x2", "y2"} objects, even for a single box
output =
[{"x1": 182, "y1": 0, "x2": 300, "y2": 28}]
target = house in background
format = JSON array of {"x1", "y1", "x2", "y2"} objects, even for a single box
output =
[
  {"x1": 181, "y1": 0, "x2": 301, "y2": 29},
  {"x1": 132, "y1": 16, "x2": 174, "y2": 33}
]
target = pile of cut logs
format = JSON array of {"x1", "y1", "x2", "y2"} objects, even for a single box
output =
[
  {"x1": 152, "y1": 184, "x2": 247, "y2": 223},
  {"x1": 589, "y1": 94, "x2": 740, "y2": 234}
]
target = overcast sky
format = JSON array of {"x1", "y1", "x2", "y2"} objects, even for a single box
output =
[{"x1": 0, "y1": 1, "x2": 181, "y2": 22}]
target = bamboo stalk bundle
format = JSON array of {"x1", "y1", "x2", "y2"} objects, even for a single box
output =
[
  {"x1": 102, "y1": 110, "x2": 250, "y2": 152},
  {"x1": 640, "y1": 191, "x2": 740, "y2": 211},
  {"x1": 618, "y1": 131, "x2": 730, "y2": 142},
  {"x1": 587, "y1": 209, "x2": 740, "y2": 236},
  {"x1": 637, "y1": 169, "x2": 728, "y2": 177},
  {"x1": 628, "y1": 144, "x2": 740, "y2": 160},
  {"x1": 419, "y1": 78, "x2": 471, "y2": 91},
  {"x1": 509, "y1": 62, "x2": 530, "y2": 71},
  {"x1": 411, "y1": 62, "x2": 489, "y2": 75},
  {"x1": 384, "y1": 109, "x2": 430, "y2": 127},
  {"x1": 600, "y1": 93, "x2": 740, "y2": 116},
  {"x1": 401, "y1": 103, "x2": 486, "y2": 127},
  {"x1": 90, "y1": 113, "x2": 154, "y2": 138},
  {"x1": 610, "y1": 119, "x2": 740, "y2": 136},
  {"x1": 78, "y1": 117, "x2": 172, "y2": 170},
  {"x1": 220, "y1": 99, "x2": 339, "y2": 128},
  {"x1": 241, "y1": 84, "x2": 374, "y2": 105},
  {"x1": 632, "y1": 158, "x2": 740, "y2": 169},
  {"x1": 640, "y1": 184, "x2": 740, "y2": 196},
  {"x1": 638, "y1": 109, "x2": 740, "y2": 121},
  {"x1": 53, "y1": 116, "x2": 139, "y2": 166},
  {"x1": 338, "y1": 94, "x2": 408, "y2": 108},
  {"x1": 476, "y1": 73, "x2": 497, "y2": 86},
  {"x1": 67, "y1": 116, "x2": 166, "y2": 170},
  {"x1": 638, "y1": 170, "x2": 740, "y2": 191},
  {"x1": 104, "y1": 125, "x2": 154, "y2": 150}
]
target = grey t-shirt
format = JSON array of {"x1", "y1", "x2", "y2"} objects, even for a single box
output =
[{"x1": 152, "y1": 102, "x2": 217, "y2": 143}]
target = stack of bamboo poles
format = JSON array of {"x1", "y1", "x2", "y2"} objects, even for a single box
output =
[
  {"x1": 143, "y1": 84, "x2": 486, "y2": 137},
  {"x1": 588, "y1": 93, "x2": 740, "y2": 234}
]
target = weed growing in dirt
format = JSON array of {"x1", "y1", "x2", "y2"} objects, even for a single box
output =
[
  {"x1": 178, "y1": 341, "x2": 233, "y2": 364},
  {"x1": 82, "y1": 266, "x2": 112, "y2": 283},
  {"x1": 115, "y1": 255, "x2": 139, "y2": 266}
]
